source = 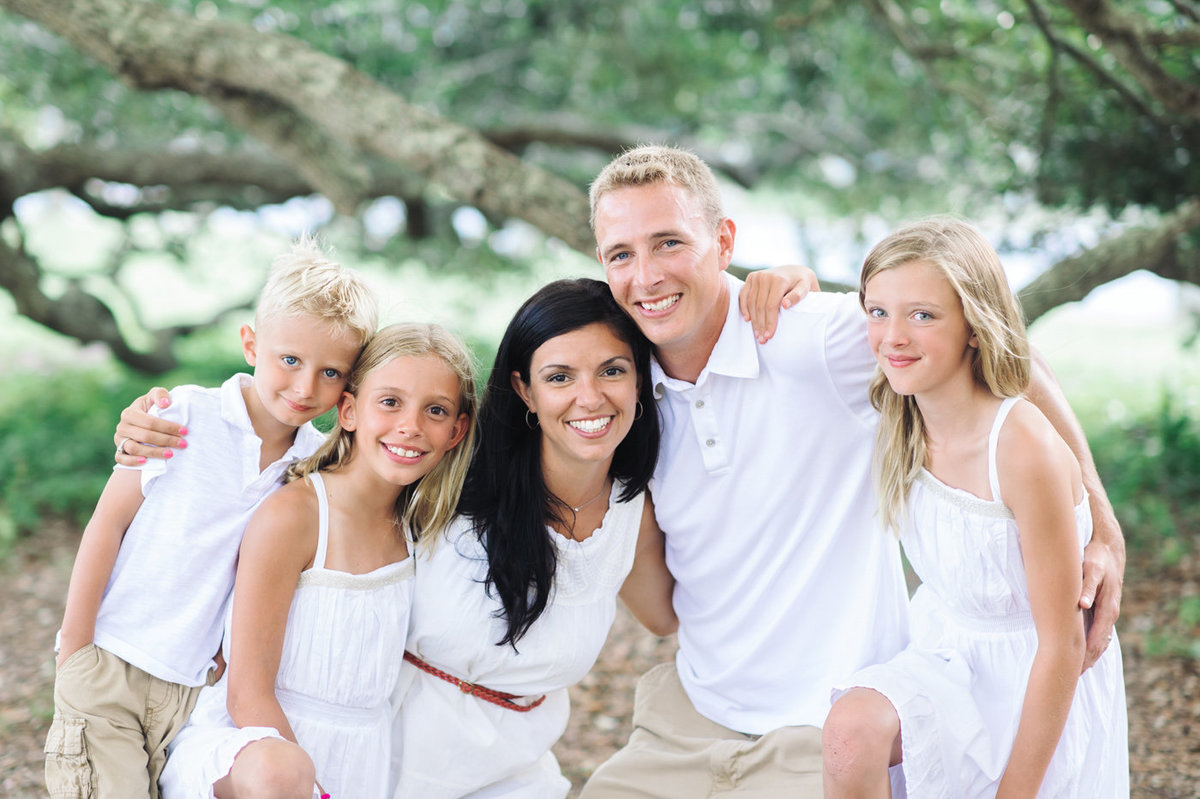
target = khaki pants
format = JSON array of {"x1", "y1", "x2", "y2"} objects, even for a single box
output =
[
  {"x1": 44, "y1": 644, "x2": 205, "y2": 799},
  {"x1": 581, "y1": 662, "x2": 824, "y2": 798}
]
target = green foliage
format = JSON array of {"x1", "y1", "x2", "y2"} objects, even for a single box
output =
[
  {"x1": 0, "y1": 353, "x2": 244, "y2": 555},
  {"x1": 1090, "y1": 393, "x2": 1200, "y2": 566},
  {"x1": 1142, "y1": 592, "x2": 1200, "y2": 660}
]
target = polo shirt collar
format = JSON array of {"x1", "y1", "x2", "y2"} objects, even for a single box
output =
[
  {"x1": 220, "y1": 373, "x2": 258, "y2": 432},
  {"x1": 651, "y1": 273, "x2": 760, "y2": 398}
]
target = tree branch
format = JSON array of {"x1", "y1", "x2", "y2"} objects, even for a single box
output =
[
  {"x1": 1, "y1": 126, "x2": 443, "y2": 222},
  {"x1": 0, "y1": 231, "x2": 180, "y2": 371},
  {"x1": 1019, "y1": 199, "x2": 1200, "y2": 322},
  {"x1": 482, "y1": 114, "x2": 760, "y2": 188},
  {"x1": 1023, "y1": 0, "x2": 1163, "y2": 123},
  {"x1": 0, "y1": 0, "x2": 597, "y2": 253},
  {"x1": 1167, "y1": 0, "x2": 1200, "y2": 25},
  {"x1": 207, "y1": 90, "x2": 371, "y2": 215},
  {"x1": 1060, "y1": 0, "x2": 1200, "y2": 123},
  {"x1": 859, "y1": 0, "x2": 962, "y2": 60}
]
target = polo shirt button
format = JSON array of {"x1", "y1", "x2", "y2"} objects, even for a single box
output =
[
  {"x1": 695, "y1": 400, "x2": 705, "y2": 408},
  {"x1": 705, "y1": 439, "x2": 715, "y2": 447}
]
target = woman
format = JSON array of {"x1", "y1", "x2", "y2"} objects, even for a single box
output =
[{"x1": 391, "y1": 278, "x2": 675, "y2": 798}]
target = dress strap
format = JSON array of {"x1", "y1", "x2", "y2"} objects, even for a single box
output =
[
  {"x1": 987, "y1": 397, "x2": 1021, "y2": 504},
  {"x1": 308, "y1": 471, "x2": 331, "y2": 570}
]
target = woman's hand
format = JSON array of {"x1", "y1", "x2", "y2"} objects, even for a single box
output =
[{"x1": 114, "y1": 387, "x2": 186, "y2": 465}]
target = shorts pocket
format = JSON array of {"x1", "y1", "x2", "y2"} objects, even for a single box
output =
[
  {"x1": 56, "y1": 643, "x2": 97, "y2": 675},
  {"x1": 43, "y1": 715, "x2": 93, "y2": 798}
]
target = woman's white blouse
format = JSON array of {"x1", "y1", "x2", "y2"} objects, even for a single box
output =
[{"x1": 390, "y1": 481, "x2": 645, "y2": 798}]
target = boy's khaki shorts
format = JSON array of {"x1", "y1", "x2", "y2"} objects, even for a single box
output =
[
  {"x1": 580, "y1": 661, "x2": 824, "y2": 798},
  {"x1": 44, "y1": 644, "x2": 204, "y2": 799}
]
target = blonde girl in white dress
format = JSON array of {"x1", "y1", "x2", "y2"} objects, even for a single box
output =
[
  {"x1": 391, "y1": 278, "x2": 678, "y2": 798},
  {"x1": 161, "y1": 323, "x2": 477, "y2": 799},
  {"x1": 822, "y1": 217, "x2": 1128, "y2": 798}
]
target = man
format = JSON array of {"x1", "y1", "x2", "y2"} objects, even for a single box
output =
[{"x1": 580, "y1": 145, "x2": 1124, "y2": 797}]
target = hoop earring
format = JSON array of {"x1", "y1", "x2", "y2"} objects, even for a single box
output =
[
  {"x1": 525, "y1": 409, "x2": 538, "y2": 429},
  {"x1": 634, "y1": 401, "x2": 644, "y2": 420}
]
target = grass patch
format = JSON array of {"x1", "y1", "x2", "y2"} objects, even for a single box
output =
[{"x1": 1089, "y1": 393, "x2": 1200, "y2": 565}]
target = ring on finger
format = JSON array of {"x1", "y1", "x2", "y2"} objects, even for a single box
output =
[{"x1": 117, "y1": 437, "x2": 133, "y2": 455}]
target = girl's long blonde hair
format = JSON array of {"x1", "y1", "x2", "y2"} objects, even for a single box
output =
[
  {"x1": 285, "y1": 322, "x2": 478, "y2": 544},
  {"x1": 860, "y1": 216, "x2": 1031, "y2": 533}
]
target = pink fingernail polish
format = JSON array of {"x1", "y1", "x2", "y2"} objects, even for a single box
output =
[
  {"x1": 158, "y1": 398, "x2": 169, "y2": 407},
  {"x1": 177, "y1": 439, "x2": 188, "y2": 450},
  {"x1": 164, "y1": 450, "x2": 174, "y2": 459},
  {"x1": 138, "y1": 457, "x2": 147, "y2": 465},
  {"x1": 178, "y1": 426, "x2": 189, "y2": 436}
]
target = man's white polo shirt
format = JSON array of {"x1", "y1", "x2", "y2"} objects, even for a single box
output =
[{"x1": 650, "y1": 274, "x2": 910, "y2": 734}]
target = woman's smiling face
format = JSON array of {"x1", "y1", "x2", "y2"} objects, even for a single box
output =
[{"x1": 512, "y1": 322, "x2": 640, "y2": 473}]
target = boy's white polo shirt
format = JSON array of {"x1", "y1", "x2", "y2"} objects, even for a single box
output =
[
  {"x1": 92, "y1": 373, "x2": 327, "y2": 686},
  {"x1": 650, "y1": 274, "x2": 910, "y2": 734}
]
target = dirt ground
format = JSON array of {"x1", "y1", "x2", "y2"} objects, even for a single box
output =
[{"x1": 2, "y1": 520, "x2": 1198, "y2": 797}]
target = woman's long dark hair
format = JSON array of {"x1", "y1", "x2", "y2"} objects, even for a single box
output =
[{"x1": 459, "y1": 278, "x2": 659, "y2": 647}]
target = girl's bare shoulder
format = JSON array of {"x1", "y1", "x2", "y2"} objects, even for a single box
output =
[
  {"x1": 997, "y1": 399, "x2": 1081, "y2": 499},
  {"x1": 241, "y1": 477, "x2": 320, "y2": 562}
]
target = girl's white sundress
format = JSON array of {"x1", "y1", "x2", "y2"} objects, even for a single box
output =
[
  {"x1": 390, "y1": 481, "x2": 645, "y2": 799},
  {"x1": 161, "y1": 472, "x2": 414, "y2": 799},
  {"x1": 835, "y1": 397, "x2": 1128, "y2": 798}
]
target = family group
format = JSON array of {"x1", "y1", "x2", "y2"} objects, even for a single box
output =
[{"x1": 46, "y1": 145, "x2": 1128, "y2": 799}]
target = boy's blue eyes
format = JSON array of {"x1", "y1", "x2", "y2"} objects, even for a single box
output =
[{"x1": 278, "y1": 356, "x2": 341, "y2": 378}]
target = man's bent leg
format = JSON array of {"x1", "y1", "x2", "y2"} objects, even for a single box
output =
[
  {"x1": 581, "y1": 662, "x2": 823, "y2": 798},
  {"x1": 731, "y1": 723, "x2": 822, "y2": 797}
]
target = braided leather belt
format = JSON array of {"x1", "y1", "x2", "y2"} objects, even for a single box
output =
[{"x1": 403, "y1": 650, "x2": 547, "y2": 712}]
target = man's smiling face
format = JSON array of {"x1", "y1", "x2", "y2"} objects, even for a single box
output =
[{"x1": 593, "y1": 181, "x2": 734, "y2": 377}]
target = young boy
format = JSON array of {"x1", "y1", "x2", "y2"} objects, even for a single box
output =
[{"x1": 45, "y1": 238, "x2": 376, "y2": 798}]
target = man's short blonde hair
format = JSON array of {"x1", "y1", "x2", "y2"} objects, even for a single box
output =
[
  {"x1": 588, "y1": 145, "x2": 724, "y2": 232},
  {"x1": 255, "y1": 235, "x2": 377, "y2": 347}
]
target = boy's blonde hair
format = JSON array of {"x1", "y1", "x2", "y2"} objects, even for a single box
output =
[
  {"x1": 860, "y1": 216, "x2": 1031, "y2": 534},
  {"x1": 256, "y1": 235, "x2": 377, "y2": 347},
  {"x1": 589, "y1": 145, "x2": 724, "y2": 232},
  {"x1": 287, "y1": 323, "x2": 479, "y2": 544}
]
